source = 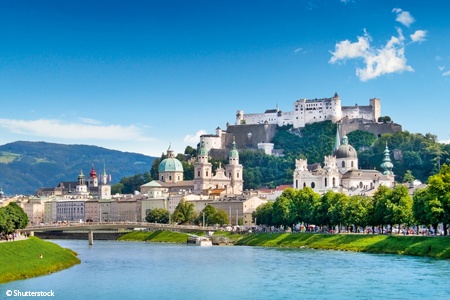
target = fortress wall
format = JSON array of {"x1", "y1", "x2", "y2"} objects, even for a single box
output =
[
  {"x1": 225, "y1": 124, "x2": 278, "y2": 150},
  {"x1": 340, "y1": 122, "x2": 402, "y2": 138}
]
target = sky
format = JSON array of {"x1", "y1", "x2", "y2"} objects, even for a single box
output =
[{"x1": 0, "y1": 0, "x2": 449, "y2": 157}]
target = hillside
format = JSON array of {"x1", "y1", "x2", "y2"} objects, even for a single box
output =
[{"x1": 0, "y1": 141, "x2": 155, "y2": 195}]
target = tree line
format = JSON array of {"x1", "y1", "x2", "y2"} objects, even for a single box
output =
[
  {"x1": 254, "y1": 164, "x2": 450, "y2": 235},
  {"x1": 145, "y1": 200, "x2": 229, "y2": 226}
]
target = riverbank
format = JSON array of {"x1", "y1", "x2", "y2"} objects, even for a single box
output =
[
  {"x1": 115, "y1": 230, "x2": 450, "y2": 259},
  {"x1": 235, "y1": 233, "x2": 450, "y2": 259},
  {"x1": 0, "y1": 237, "x2": 80, "y2": 284},
  {"x1": 117, "y1": 230, "x2": 193, "y2": 243}
]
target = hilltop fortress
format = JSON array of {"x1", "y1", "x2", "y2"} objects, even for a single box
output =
[
  {"x1": 235, "y1": 92, "x2": 380, "y2": 128},
  {"x1": 202, "y1": 92, "x2": 401, "y2": 156}
]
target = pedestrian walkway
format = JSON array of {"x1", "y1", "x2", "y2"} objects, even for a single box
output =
[{"x1": 0, "y1": 234, "x2": 28, "y2": 243}]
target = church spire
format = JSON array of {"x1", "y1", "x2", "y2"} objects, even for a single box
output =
[
  {"x1": 381, "y1": 142, "x2": 394, "y2": 175},
  {"x1": 333, "y1": 124, "x2": 341, "y2": 154}
]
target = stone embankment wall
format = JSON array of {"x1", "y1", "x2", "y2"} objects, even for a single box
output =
[{"x1": 35, "y1": 231, "x2": 127, "y2": 240}]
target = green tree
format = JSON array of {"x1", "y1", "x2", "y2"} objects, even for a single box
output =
[
  {"x1": 327, "y1": 192, "x2": 349, "y2": 232},
  {"x1": 344, "y1": 195, "x2": 371, "y2": 232},
  {"x1": 371, "y1": 185, "x2": 390, "y2": 233},
  {"x1": 196, "y1": 204, "x2": 217, "y2": 226},
  {"x1": 1, "y1": 203, "x2": 28, "y2": 234},
  {"x1": 214, "y1": 209, "x2": 229, "y2": 226},
  {"x1": 253, "y1": 201, "x2": 273, "y2": 226},
  {"x1": 173, "y1": 199, "x2": 196, "y2": 224},
  {"x1": 403, "y1": 170, "x2": 415, "y2": 183},
  {"x1": 389, "y1": 185, "x2": 413, "y2": 233},
  {"x1": 419, "y1": 164, "x2": 450, "y2": 235},
  {"x1": 347, "y1": 130, "x2": 376, "y2": 150},
  {"x1": 145, "y1": 208, "x2": 170, "y2": 224},
  {"x1": 413, "y1": 188, "x2": 443, "y2": 234},
  {"x1": 272, "y1": 194, "x2": 293, "y2": 227}
]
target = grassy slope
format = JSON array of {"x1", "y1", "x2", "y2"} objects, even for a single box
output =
[
  {"x1": 0, "y1": 237, "x2": 80, "y2": 284},
  {"x1": 235, "y1": 233, "x2": 450, "y2": 259},
  {"x1": 117, "y1": 231, "x2": 192, "y2": 243}
]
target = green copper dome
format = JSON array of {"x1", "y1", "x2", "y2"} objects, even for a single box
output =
[
  {"x1": 158, "y1": 150, "x2": 183, "y2": 173},
  {"x1": 229, "y1": 140, "x2": 239, "y2": 158}
]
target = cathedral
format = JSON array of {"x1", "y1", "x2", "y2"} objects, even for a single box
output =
[
  {"x1": 293, "y1": 129, "x2": 394, "y2": 195},
  {"x1": 141, "y1": 139, "x2": 244, "y2": 197}
]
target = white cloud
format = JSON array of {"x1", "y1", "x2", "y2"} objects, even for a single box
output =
[
  {"x1": 392, "y1": 8, "x2": 415, "y2": 27},
  {"x1": 438, "y1": 66, "x2": 445, "y2": 71},
  {"x1": 0, "y1": 118, "x2": 152, "y2": 142},
  {"x1": 410, "y1": 30, "x2": 427, "y2": 43},
  {"x1": 329, "y1": 28, "x2": 413, "y2": 81},
  {"x1": 294, "y1": 47, "x2": 303, "y2": 54},
  {"x1": 183, "y1": 130, "x2": 207, "y2": 145},
  {"x1": 329, "y1": 32, "x2": 371, "y2": 64},
  {"x1": 443, "y1": 71, "x2": 450, "y2": 76}
]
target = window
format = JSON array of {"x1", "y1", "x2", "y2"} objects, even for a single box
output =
[
  {"x1": 351, "y1": 161, "x2": 354, "y2": 168},
  {"x1": 342, "y1": 161, "x2": 345, "y2": 168},
  {"x1": 311, "y1": 182, "x2": 315, "y2": 188},
  {"x1": 197, "y1": 171, "x2": 200, "y2": 177},
  {"x1": 332, "y1": 177, "x2": 336, "y2": 187},
  {"x1": 324, "y1": 178, "x2": 327, "y2": 187}
]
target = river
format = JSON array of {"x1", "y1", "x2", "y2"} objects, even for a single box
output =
[{"x1": 1, "y1": 240, "x2": 450, "y2": 299}]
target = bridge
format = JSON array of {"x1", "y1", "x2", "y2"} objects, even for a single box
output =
[{"x1": 23, "y1": 222, "x2": 218, "y2": 245}]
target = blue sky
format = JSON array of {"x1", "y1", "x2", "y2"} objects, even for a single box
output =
[{"x1": 0, "y1": 0, "x2": 449, "y2": 157}]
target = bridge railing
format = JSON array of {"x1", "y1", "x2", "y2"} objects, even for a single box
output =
[{"x1": 24, "y1": 222, "x2": 218, "y2": 231}]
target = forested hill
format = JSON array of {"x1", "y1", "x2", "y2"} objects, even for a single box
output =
[{"x1": 0, "y1": 141, "x2": 155, "y2": 195}]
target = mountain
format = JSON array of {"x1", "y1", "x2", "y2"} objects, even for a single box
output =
[{"x1": 0, "y1": 141, "x2": 155, "y2": 196}]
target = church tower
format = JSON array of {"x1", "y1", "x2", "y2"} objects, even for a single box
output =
[
  {"x1": 88, "y1": 164, "x2": 98, "y2": 188},
  {"x1": 98, "y1": 164, "x2": 111, "y2": 199},
  {"x1": 194, "y1": 139, "x2": 212, "y2": 193},
  {"x1": 225, "y1": 138, "x2": 243, "y2": 194},
  {"x1": 75, "y1": 170, "x2": 88, "y2": 195}
]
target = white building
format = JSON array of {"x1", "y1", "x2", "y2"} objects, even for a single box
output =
[
  {"x1": 236, "y1": 93, "x2": 380, "y2": 129},
  {"x1": 293, "y1": 130, "x2": 394, "y2": 195}
]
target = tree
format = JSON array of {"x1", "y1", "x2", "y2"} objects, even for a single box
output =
[
  {"x1": 196, "y1": 204, "x2": 218, "y2": 226},
  {"x1": 418, "y1": 164, "x2": 450, "y2": 235},
  {"x1": 0, "y1": 203, "x2": 28, "y2": 234},
  {"x1": 413, "y1": 188, "x2": 443, "y2": 234},
  {"x1": 326, "y1": 192, "x2": 349, "y2": 232},
  {"x1": 253, "y1": 201, "x2": 273, "y2": 226},
  {"x1": 371, "y1": 185, "x2": 390, "y2": 233},
  {"x1": 145, "y1": 208, "x2": 170, "y2": 224},
  {"x1": 403, "y1": 170, "x2": 415, "y2": 183},
  {"x1": 388, "y1": 185, "x2": 413, "y2": 233},
  {"x1": 347, "y1": 130, "x2": 376, "y2": 150},
  {"x1": 214, "y1": 209, "x2": 229, "y2": 226},
  {"x1": 344, "y1": 195, "x2": 371, "y2": 233},
  {"x1": 173, "y1": 199, "x2": 196, "y2": 224},
  {"x1": 272, "y1": 194, "x2": 293, "y2": 227}
]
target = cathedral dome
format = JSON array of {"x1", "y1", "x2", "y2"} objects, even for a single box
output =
[
  {"x1": 158, "y1": 152, "x2": 183, "y2": 173},
  {"x1": 334, "y1": 135, "x2": 357, "y2": 159}
]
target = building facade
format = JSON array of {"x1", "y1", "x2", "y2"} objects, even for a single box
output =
[
  {"x1": 293, "y1": 130, "x2": 394, "y2": 195},
  {"x1": 235, "y1": 93, "x2": 380, "y2": 129}
]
